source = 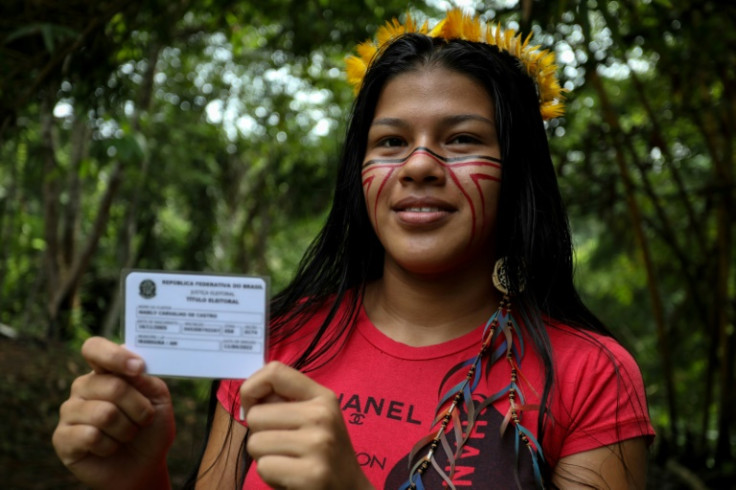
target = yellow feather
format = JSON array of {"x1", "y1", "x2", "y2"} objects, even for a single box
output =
[
  {"x1": 344, "y1": 56, "x2": 366, "y2": 94},
  {"x1": 429, "y1": 18, "x2": 447, "y2": 37},
  {"x1": 356, "y1": 42, "x2": 376, "y2": 60},
  {"x1": 503, "y1": 29, "x2": 515, "y2": 50},
  {"x1": 404, "y1": 12, "x2": 416, "y2": 32}
]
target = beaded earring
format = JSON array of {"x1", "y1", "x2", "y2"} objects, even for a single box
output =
[{"x1": 400, "y1": 257, "x2": 545, "y2": 490}]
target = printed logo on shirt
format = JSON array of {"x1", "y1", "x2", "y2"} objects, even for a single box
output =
[
  {"x1": 357, "y1": 451, "x2": 388, "y2": 471},
  {"x1": 337, "y1": 392, "x2": 422, "y2": 425}
]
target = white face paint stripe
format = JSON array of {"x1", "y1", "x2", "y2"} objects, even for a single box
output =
[{"x1": 362, "y1": 146, "x2": 502, "y2": 169}]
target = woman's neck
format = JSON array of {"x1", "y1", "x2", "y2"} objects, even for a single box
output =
[{"x1": 363, "y1": 258, "x2": 500, "y2": 347}]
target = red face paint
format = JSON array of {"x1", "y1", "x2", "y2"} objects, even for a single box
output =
[{"x1": 363, "y1": 147, "x2": 501, "y2": 246}]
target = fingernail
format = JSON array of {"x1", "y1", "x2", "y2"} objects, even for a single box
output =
[
  {"x1": 239, "y1": 405, "x2": 245, "y2": 421},
  {"x1": 141, "y1": 407, "x2": 155, "y2": 425},
  {"x1": 126, "y1": 358, "x2": 144, "y2": 375}
]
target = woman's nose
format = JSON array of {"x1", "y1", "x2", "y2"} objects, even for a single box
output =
[{"x1": 396, "y1": 147, "x2": 447, "y2": 185}]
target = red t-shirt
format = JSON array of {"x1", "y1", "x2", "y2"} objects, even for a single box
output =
[{"x1": 217, "y1": 301, "x2": 654, "y2": 488}]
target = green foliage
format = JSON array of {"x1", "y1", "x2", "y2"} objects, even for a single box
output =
[
  {"x1": 541, "y1": 0, "x2": 736, "y2": 478},
  {"x1": 0, "y1": 0, "x2": 427, "y2": 336}
]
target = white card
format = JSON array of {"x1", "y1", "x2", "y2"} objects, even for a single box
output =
[{"x1": 123, "y1": 270, "x2": 268, "y2": 379}]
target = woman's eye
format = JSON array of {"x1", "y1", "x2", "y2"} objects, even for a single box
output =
[
  {"x1": 449, "y1": 134, "x2": 480, "y2": 145},
  {"x1": 378, "y1": 137, "x2": 405, "y2": 147}
]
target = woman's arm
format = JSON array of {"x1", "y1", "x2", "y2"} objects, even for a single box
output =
[
  {"x1": 552, "y1": 437, "x2": 648, "y2": 489},
  {"x1": 195, "y1": 403, "x2": 249, "y2": 488}
]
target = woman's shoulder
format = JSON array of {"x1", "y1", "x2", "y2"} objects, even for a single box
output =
[
  {"x1": 540, "y1": 319, "x2": 650, "y2": 421},
  {"x1": 543, "y1": 319, "x2": 640, "y2": 374},
  {"x1": 539, "y1": 319, "x2": 655, "y2": 460}
]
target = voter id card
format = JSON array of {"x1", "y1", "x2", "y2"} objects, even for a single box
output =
[{"x1": 122, "y1": 270, "x2": 268, "y2": 379}]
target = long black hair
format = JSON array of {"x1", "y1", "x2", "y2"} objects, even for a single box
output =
[
  {"x1": 188, "y1": 33, "x2": 616, "y2": 488},
  {"x1": 265, "y1": 33, "x2": 612, "y2": 485}
]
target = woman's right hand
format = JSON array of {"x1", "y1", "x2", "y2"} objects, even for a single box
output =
[{"x1": 52, "y1": 337, "x2": 175, "y2": 489}]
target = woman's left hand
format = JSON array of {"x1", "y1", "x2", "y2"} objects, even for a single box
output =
[{"x1": 241, "y1": 361, "x2": 374, "y2": 490}]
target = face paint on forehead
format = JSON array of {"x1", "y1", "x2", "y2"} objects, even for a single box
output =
[{"x1": 362, "y1": 146, "x2": 502, "y2": 244}]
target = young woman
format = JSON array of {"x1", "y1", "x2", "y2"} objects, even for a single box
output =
[{"x1": 53, "y1": 10, "x2": 654, "y2": 489}]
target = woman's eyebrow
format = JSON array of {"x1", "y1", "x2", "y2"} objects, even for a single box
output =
[
  {"x1": 442, "y1": 114, "x2": 495, "y2": 127},
  {"x1": 369, "y1": 117, "x2": 409, "y2": 128},
  {"x1": 370, "y1": 114, "x2": 494, "y2": 128}
]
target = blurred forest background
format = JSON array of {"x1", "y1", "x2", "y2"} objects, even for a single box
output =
[{"x1": 0, "y1": 0, "x2": 734, "y2": 488}]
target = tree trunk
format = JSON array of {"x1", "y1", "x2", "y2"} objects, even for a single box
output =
[
  {"x1": 712, "y1": 125, "x2": 734, "y2": 466},
  {"x1": 0, "y1": 138, "x2": 20, "y2": 312},
  {"x1": 48, "y1": 160, "x2": 124, "y2": 339},
  {"x1": 690, "y1": 86, "x2": 735, "y2": 465},
  {"x1": 714, "y1": 195, "x2": 734, "y2": 464},
  {"x1": 40, "y1": 92, "x2": 62, "y2": 339},
  {"x1": 61, "y1": 115, "x2": 89, "y2": 268}
]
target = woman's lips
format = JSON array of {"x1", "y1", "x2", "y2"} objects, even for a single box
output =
[{"x1": 392, "y1": 198, "x2": 455, "y2": 225}]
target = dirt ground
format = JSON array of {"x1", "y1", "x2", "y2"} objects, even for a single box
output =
[{"x1": 0, "y1": 337, "x2": 211, "y2": 489}]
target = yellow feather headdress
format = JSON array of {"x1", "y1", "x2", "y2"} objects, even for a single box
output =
[{"x1": 345, "y1": 9, "x2": 565, "y2": 120}]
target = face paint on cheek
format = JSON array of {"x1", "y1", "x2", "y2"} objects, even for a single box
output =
[
  {"x1": 362, "y1": 162, "x2": 400, "y2": 238},
  {"x1": 432, "y1": 151, "x2": 501, "y2": 245},
  {"x1": 445, "y1": 157, "x2": 502, "y2": 242},
  {"x1": 362, "y1": 147, "x2": 502, "y2": 244}
]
